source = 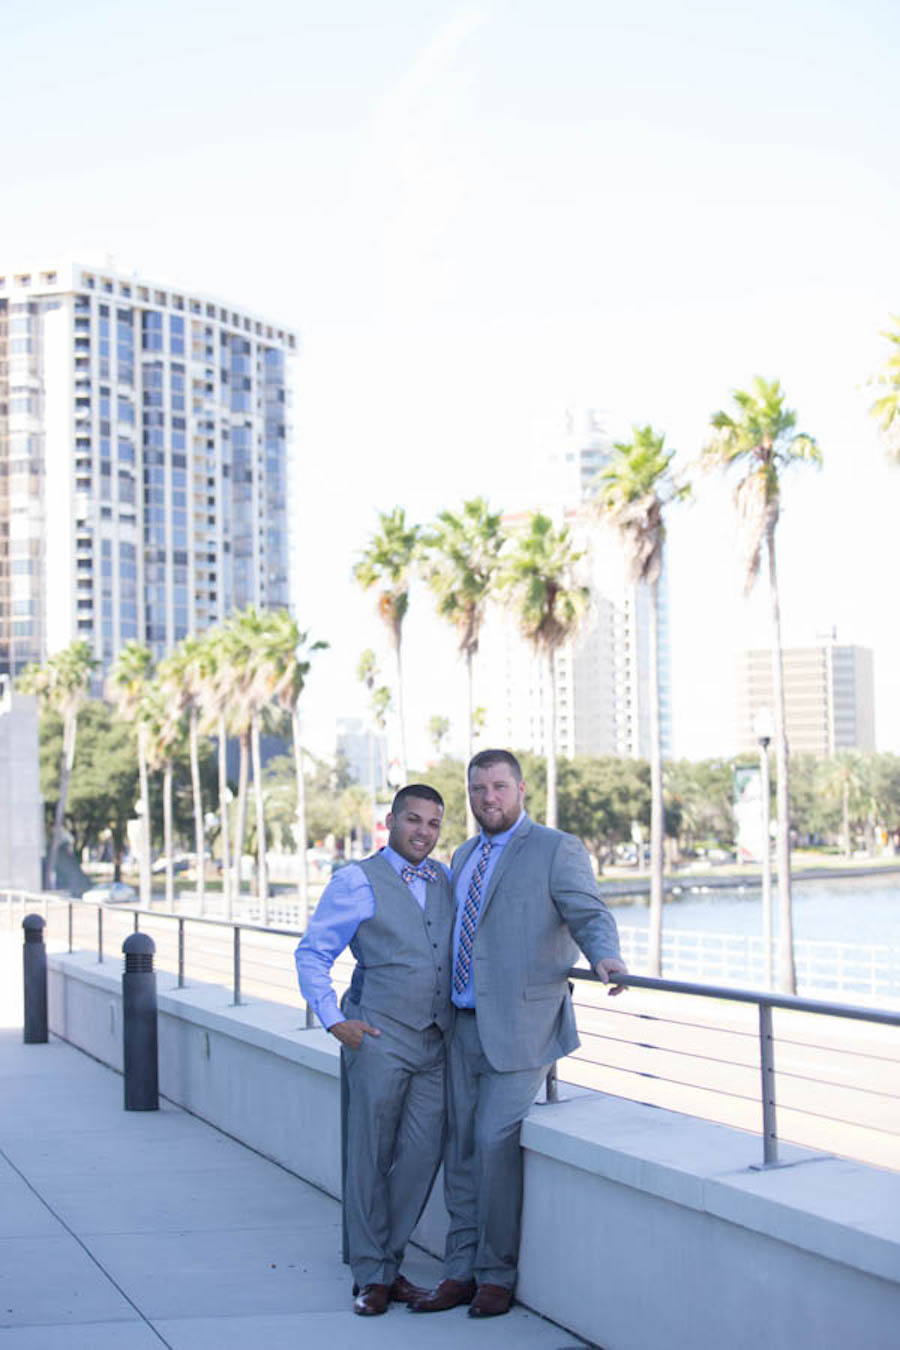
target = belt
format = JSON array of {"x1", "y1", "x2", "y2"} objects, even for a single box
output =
[{"x1": 454, "y1": 1006, "x2": 477, "y2": 1015}]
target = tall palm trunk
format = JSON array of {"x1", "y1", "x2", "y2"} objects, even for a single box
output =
[
  {"x1": 48, "y1": 707, "x2": 78, "y2": 887},
  {"x1": 232, "y1": 730, "x2": 250, "y2": 907},
  {"x1": 394, "y1": 641, "x2": 408, "y2": 782},
  {"x1": 464, "y1": 649, "x2": 476, "y2": 836},
  {"x1": 217, "y1": 715, "x2": 232, "y2": 918},
  {"x1": 251, "y1": 712, "x2": 269, "y2": 922},
  {"x1": 137, "y1": 723, "x2": 152, "y2": 906},
  {"x1": 546, "y1": 650, "x2": 558, "y2": 829},
  {"x1": 189, "y1": 708, "x2": 205, "y2": 915},
  {"x1": 291, "y1": 707, "x2": 309, "y2": 922},
  {"x1": 842, "y1": 780, "x2": 851, "y2": 859},
  {"x1": 766, "y1": 527, "x2": 796, "y2": 994},
  {"x1": 163, "y1": 759, "x2": 174, "y2": 912},
  {"x1": 647, "y1": 577, "x2": 664, "y2": 978}
]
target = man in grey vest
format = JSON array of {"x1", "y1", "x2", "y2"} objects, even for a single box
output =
[
  {"x1": 295, "y1": 784, "x2": 453, "y2": 1316},
  {"x1": 409, "y1": 750, "x2": 627, "y2": 1319}
]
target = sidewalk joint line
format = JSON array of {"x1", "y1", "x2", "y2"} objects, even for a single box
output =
[{"x1": 0, "y1": 1143, "x2": 174, "y2": 1348}]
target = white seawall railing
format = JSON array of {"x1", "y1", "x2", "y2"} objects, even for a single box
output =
[{"x1": 46, "y1": 947, "x2": 900, "y2": 1350}]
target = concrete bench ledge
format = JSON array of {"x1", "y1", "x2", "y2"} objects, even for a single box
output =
[{"x1": 524, "y1": 1095, "x2": 900, "y2": 1284}]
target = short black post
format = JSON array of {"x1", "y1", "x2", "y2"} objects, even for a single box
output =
[
  {"x1": 23, "y1": 914, "x2": 48, "y2": 1044},
  {"x1": 122, "y1": 932, "x2": 158, "y2": 1111}
]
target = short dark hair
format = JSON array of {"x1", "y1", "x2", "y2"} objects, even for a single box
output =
[
  {"x1": 467, "y1": 749, "x2": 523, "y2": 782},
  {"x1": 390, "y1": 783, "x2": 445, "y2": 815}
]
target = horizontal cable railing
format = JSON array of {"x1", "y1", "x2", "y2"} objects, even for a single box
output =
[{"x1": 3, "y1": 888, "x2": 899, "y2": 1171}]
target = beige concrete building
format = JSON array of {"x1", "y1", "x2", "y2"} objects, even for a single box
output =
[{"x1": 736, "y1": 635, "x2": 875, "y2": 757}]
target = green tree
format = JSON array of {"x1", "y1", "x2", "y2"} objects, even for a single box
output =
[
  {"x1": 869, "y1": 315, "x2": 900, "y2": 461},
  {"x1": 501, "y1": 513, "x2": 588, "y2": 829},
  {"x1": 595, "y1": 425, "x2": 687, "y2": 976},
  {"x1": 37, "y1": 700, "x2": 139, "y2": 875},
  {"x1": 19, "y1": 639, "x2": 96, "y2": 888},
  {"x1": 353, "y1": 508, "x2": 420, "y2": 782},
  {"x1": 703, "y1": 376, "x2": 820, "y2": 993}
]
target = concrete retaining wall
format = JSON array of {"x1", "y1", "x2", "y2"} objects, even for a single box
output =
[{"x1": 48, "y1": 950, "x2": 900, "y2": 1350}]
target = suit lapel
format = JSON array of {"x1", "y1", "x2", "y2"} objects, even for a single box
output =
[{"x1": 451, "y1": 837, "x2": 480, "y2": 890}]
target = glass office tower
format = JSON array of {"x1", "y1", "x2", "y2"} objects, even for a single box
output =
[{"x1": 0, "y1": 262, "x2": 296, "y2": 677}]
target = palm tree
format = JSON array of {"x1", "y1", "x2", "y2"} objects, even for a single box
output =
[
  {"x1": 869, "y1": 315, "x2": 900, "y2": 461},
  {"x1": 259, "y1": 609, "x2": 327, "y2": 922},
  {"x1": 703, "y1": 376, "x2": 820, "y2": 993},
  {"x1": 217, "y1": 608, "x2": 273, "y2": 917},
  {"x1": 107, "y1": 642, "x2": 154, "y2": 905},
  {"x1": 353, "y1": 508, "x2": 420, "y2": 782},
  {"x1": 194, "y1": 625, "x2": 234, "y2": 916},
  {"x1": 160, "y1": 635, "x2": 209, "y2": 913},
  {"x1": 357, "y1": 648, "x2": 392, "y2": 851},
  {"x1": 595, "y1": 425, "x2": 688, "y2": 977},
  {"x1": 19, "y1": 640, "x2": 96, "y2": 889},
  {"x1": 501, "y1": 512, "x2": 589, "y2": 829},
  {"x1": 422, "y1": 497, "x2": 505, "y2": 830},
  {"x1": 142, "y1": 676, "x2": 182, "y2": 911}
]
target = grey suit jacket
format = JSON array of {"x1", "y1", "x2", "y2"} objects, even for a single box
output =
[{"x1": 451, "y1": 815, "x2": 621, "y2": 1072}]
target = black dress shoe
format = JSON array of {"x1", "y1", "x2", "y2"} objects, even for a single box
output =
[
  {"x1": 354, "y1": 1283, "x2": 392, "y2": 1316},
  {"x1": 408, "y1": 1278, "x2": 477, "y2": 1312},
  {"x1": 468, "y1": 1283, "x2": 513, "y2": 1317}
]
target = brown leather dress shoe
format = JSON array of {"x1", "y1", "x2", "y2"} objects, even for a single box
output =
[
  {"x1": 468, "y1": 1283, "x2": 513, "y2": 1317},
  {"x1": 407, "y1": 1277, "x2": 477, "y2": 1312},
  {"x1": 390, "y1": 1274, "x2": 430, "y2": 1304},
  {"x1": 353, "y1": 1283, "x2": 392, "y2": 1316}
]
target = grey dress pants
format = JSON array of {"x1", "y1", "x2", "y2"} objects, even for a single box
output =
[
  {"x1": 342, "y1": 1000, "x2": 446, "y2": 1287},
  {"x1": 443, "y1": 1009, "x2": 547, "y2": 1289}
]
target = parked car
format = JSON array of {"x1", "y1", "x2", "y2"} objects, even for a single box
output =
[{"x1": 81, "y1": 881, "x2": 137, "y2": 904}]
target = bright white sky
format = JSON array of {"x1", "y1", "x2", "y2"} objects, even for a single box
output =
[{"x1": 3, "y1": 0, "x2": 900, "y2": 766}]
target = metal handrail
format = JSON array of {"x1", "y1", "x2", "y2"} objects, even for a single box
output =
[
  {"x1": 4, "y1": 888, "x2": 899, "y2": 1169},
  {"x1": 566, "y1": 968, "x2": 900, "y2": 1167}
]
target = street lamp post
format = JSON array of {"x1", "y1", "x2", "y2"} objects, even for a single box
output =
[{"x1": 755, "y1": 709, "x2": 774, "y2": 989}]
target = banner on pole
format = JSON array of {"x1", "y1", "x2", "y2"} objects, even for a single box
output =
[{"x1": 733, "y1": 763, "x2": 765, "y2": 863}]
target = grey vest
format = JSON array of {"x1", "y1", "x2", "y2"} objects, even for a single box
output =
[{"x1": 343, "y1": 852, "x2": 454, "y2": 1032}]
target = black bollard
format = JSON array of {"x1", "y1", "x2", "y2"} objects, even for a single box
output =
[
  {"x1": 122, "y1": 932, "x2": 158, "y2": 1111},
  {"x1": 23, "y1": 914, "x2": 48, "y2": 1044}
]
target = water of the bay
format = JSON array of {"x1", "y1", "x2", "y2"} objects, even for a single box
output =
[{"x1": 611, "y1": 872, "x2": 900, "y2": 947}]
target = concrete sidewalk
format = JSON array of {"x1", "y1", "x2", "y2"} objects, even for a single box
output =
[{"x1": 0, "y1": 934, "x2": 585, "y2": 1348}]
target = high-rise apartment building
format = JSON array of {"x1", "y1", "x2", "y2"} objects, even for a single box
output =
[
  {"x1": 475, "y1": 411, "x2": 673, "y2": 761},
  {"x1": 736, "y1": 633, "x2": 876, "y2": 757},
  {"x1": 0, "y1": 261, "x2": 296, "y2": 677}
]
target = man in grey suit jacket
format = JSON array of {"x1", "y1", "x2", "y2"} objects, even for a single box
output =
[
  {"x1": 295, "y1": 785, "x2": 454, "y2": 1316},
  {"x1": 410, "y1": 750, "x2": 627, "y2": 1319}
]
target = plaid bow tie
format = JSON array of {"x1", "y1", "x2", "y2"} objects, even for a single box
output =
[{"x1": 401, "y1": 860, "x2": 437, "y2": 885}]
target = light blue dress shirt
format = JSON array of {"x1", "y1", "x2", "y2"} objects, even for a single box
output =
[
  {"x1": 451, "y1": 811, "x2": 526, "y2": 1009},
  {"x1": 294, "y1": 846, "x2": 450, "y2": 1031}
]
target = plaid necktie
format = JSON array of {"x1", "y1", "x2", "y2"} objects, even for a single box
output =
[
  {"x1": 401, "y1": 860, "x2": 438, "y2": 885},
  {"x1": 453, "y1": 840, "x2": 492, "y2": 995}
]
